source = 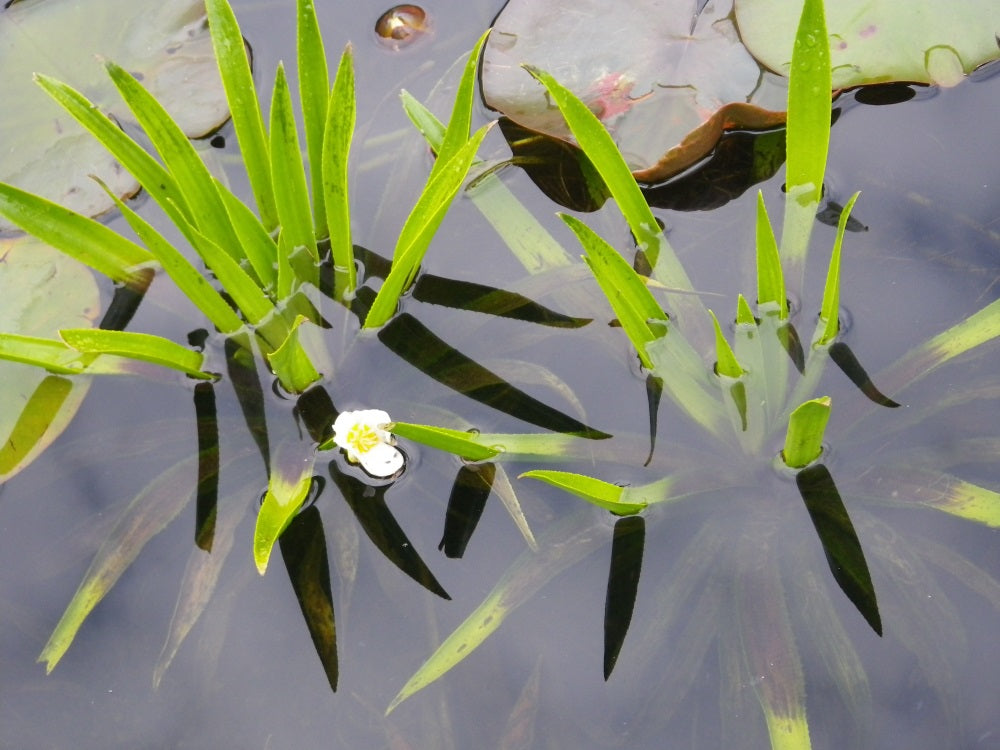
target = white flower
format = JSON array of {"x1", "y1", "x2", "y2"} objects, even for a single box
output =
[{"x1": 332, "y1": 409, "x2": 404, "y2": 478}]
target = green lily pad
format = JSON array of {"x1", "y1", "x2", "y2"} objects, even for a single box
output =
[
  {"x1": 481, "y1": 0, "x2": 787, "y2": 183},
  {"x1": 734, "y1": 0, "x2": 1000, "y2": 88},
  {"x1": 0, "y1": 0, "x2": 229, "y2": 233},
  {"x1": 0, "y1": 236, "x2": 99, "y2": 479}
]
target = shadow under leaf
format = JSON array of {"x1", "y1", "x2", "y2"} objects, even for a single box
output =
[
  {"x1": 225, "y1": 334, "x2": 270, "y2": 470},
  {"x1": 644, "y1": 374, "x2": 662, "y2": 467},
  {"x1": 329, "y1": 461, "x2": 450, "y2": 600},
  {"x1": 279, "y1": 505, "x2": 339, "y2": 692},
  {"x1": 192, "y1": 381, "x2": 218, "y2": 552},
  {"x1": 439, "y1": 463, "x2": 495, "y2": 559},
  {"x1": 378, "y1": 313, "x2": 610, "y2": 439},
  {"x1": 829, "y1": 341, "x2": 900, "y2": 408},
  {"x1": 604, "y1": 514, "x2": 645, "y2": 680},
  {"x1": 412, "y1": 273, "x2": 591, "y2": 328},
  {"x1": 778, "y1": 321, "x2": 805, "y2": 374},
  {"x1": 796, "y1": 463, "x2": 882, "y2": 636},
  {"x1": 98, "y1": 266, "x2": 154, "y2": 332},
  {"x1": 294, "y1": 384, "x2": 338, "y2": 444},
  {"x1": 496, "y1": 116, "x2": 609, "y2": 213}
]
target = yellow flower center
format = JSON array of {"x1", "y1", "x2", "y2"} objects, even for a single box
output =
[{"x1": 346, "y1": 423, "x2": 381, "y2": 455}]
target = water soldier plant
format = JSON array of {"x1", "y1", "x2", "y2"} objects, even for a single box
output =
[
  {"x1": 377, "y1": 1, "x2": 1000, "y2": 747},
  {"x1": 0, "y1": 0, "x2": 604, "y2": 679},
  {"x1": 0, "y1": 0, "x2": 502, "y2": 565},
  {"x1": 0, "y1": 0, "x2": 998, "y2": 747}
]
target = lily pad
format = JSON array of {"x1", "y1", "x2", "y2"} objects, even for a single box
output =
[
  {"x1": 0, "y1": 0, "x2": 230, "y2": 233},
  {"x1": 481, "y1": 0, "x2": 787, "y2": 183},
  {"x1": 734, "y1": 0, "x2": 1000, "y2": 89},
  {"x1": 483, "y1": 0, "x2": 1000, "y2": 184},
  {"x1": 0, "y1": 236, "x2": 99, "y2": 479}
]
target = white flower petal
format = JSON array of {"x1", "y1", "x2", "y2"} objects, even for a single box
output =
[{"x1": 358, "y1": 440, "x2": 405, "y2": 478}]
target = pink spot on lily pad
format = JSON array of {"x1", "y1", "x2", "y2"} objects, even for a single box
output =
[{"x1": 584, "y1": 73, "x2": 653, "y2": 121}]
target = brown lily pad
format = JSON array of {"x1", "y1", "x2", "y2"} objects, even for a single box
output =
[{"x1": 481, "y1": 0, "x2": 788, "y2": 184}]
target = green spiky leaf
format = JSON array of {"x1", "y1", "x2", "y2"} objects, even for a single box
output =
[
  {"x1": 783, "y1": 396, "x2": 831, "y2": 469},
  {"x1": 519, "y1": 470, "x2": 647, "y2": 515},
  {"x1": 755, "y1": 191, "x2": 787, "y2": 318},
  {"x1": 323, "y1": 45, "x2": 357, "y2": 301},
  {"x1": 205, "y1": 0, "x2": 277, "y2": 228},
  {"x1": 386, "y1": 422, "x2": 501, "y2": 462},
  {"x1": 818, "y1": 192, "x2": 860, "y2": 345},
  {"x1": 253, "y1": 445, "x2": 316, "y2": 574}
]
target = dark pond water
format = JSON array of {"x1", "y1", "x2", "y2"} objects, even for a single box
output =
[{"x1": 2, "y1": 1, "x2": 999, "y2": 748}]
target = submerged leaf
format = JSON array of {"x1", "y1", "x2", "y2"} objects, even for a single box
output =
[
  {"x1": 875, "y1": 295, "x2": 1000, "y2": 398},
  {"x1": 0, "y1": 237, "x2": 97, "y2": 480},
  {"x1": 854, "y1": 467, "x2": 1000, "y2": 528},
  {"x1": 498, "y1": 657, "x2": 544, "y2": 750},
  {"x1": 40, "y1": 455, "x2": 199, "y2": 672},
  {"x1": 735, "y1": 526, "x2": 812, "y2": 750},
  {"x1": 388, "y1": 511, "x2": 605, "y2": 713},
  {"x1": 153, "y1": 475, "x2": 246, "y2": 688},
  {"x1": 491, "y1": 463, "x2": 538, "y2": 551}
]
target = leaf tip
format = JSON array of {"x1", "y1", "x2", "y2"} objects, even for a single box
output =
[{"x1": 253, "y1": 542, "x2": 272, "y2": 575}]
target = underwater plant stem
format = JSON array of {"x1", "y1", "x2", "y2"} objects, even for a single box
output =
[{"x1": 737, "y1": 522, "x2": 813, "y2": 750}]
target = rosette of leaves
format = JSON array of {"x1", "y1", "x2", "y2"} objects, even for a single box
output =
[
  {"x1": 385, "y1": 2, "x2": 1000, "y2": 747},
  {"x1": 0, "y1": 0, "x2": 615, "y2": 689}
]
